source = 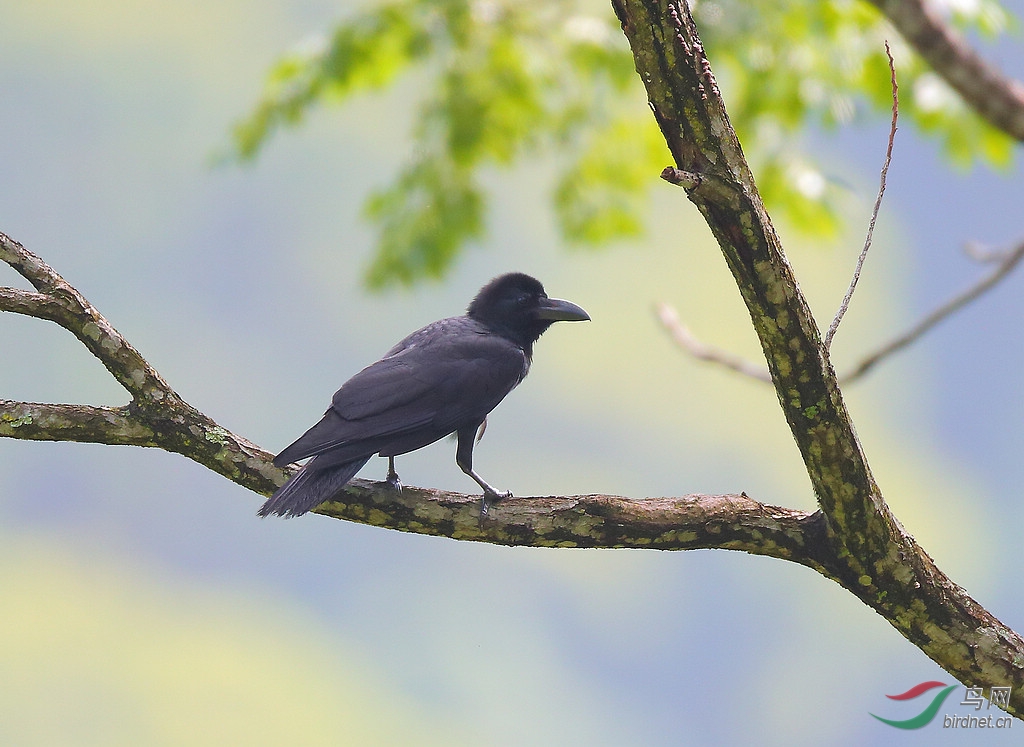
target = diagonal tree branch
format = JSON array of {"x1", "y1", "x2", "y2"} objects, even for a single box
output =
[
  {"x1": 1, "y1": 235, "x2": 175, "y2": 404},
  {"x1": 870, "y1": 0, "x2": 1024, "y2": 142},
  {"x1": 611, "y1": 0, "x2": 1023, "y2": 717},
  {"x1": 0, "y1": 232, "x2": 289, "y2": 497}
]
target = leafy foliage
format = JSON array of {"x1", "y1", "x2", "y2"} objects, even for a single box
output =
[{"x1": 231, "y1": 0, "x2": 1016, "y2": 287}]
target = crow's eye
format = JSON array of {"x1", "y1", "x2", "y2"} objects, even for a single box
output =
[{"x1": 514, "y1": 293, "x2": 530, "y2": 307}]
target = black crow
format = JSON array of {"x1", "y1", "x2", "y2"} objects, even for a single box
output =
[{"x1": 259, "y1": 273, "x2": 589, "y2": 517}]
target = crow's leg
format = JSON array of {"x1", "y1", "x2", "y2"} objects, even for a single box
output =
[
  {"x1": 456, "y1": 426, "x2": 511, "y2": 514},
  {"x1": 386, "y1": 455, "x2": 403, "y2": 492}
]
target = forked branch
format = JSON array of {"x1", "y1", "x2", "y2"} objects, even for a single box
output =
[
  {"x1": 612, "y1": 0, "x2": 1023, "y2": 717},
  {"x1": 659, "y1": 237, "x2": 1024, "y2": 386},
  {"x1": 0, "y1": 231, "x2": 830, "y2": 565},
  {"x1": 3, "y1": 0, "x2": 1023, "y2": 721}
]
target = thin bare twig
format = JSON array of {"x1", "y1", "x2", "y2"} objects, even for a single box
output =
[
  {"x1": 964, "y1": 240, "x2": 1012, "y2": 264},
  {"x1": 825, "y1": 41, "x2": 898, "y2": 351},
  {"x1": 842, "y1": 238, "x2": 1024, "y2": 383},
  {"x1": 655, "y1": 303, "x2": 771, "y2": 381},
  {"x1": 660, "y1": 238, "x2": 1024, "y2": 386}
]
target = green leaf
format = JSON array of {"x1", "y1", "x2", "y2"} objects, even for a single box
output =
[
  {"x1": 437, "y1": 31, "x2": 546, "y2": 166},
  {"x1": 230, "y1": 1, "x2": 433, "y2": 159},
  {"x1": 555, "y1": 117, "x2": 667, "y2": 244},
  {"x1": 230, "y1": 0, "x2": 1018, "y2": 286},
  {"x1": 363, "y1": 157, "x2": 484, "y2": 288}
]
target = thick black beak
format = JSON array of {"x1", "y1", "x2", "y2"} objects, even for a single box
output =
[{"x1": 535, "y1": 297, "x2": 590, "y2": 322}]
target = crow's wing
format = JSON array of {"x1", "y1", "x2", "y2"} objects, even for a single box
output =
[{"x1": 273, "y1": 318, "x2": 527, "y2": 468}]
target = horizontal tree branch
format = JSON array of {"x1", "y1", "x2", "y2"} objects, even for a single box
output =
[
  {"x1": 0, "y1": 389, "x2": 829, "y2": 564},
  {"x1": 0, "y1": 232, "x2": 833, "y2": 569},
  {"x1": 0, "y1": 287, "x2": 61, "y2": 317},
  {"x1": 0, "y1": 401, "x2": 835, "y2": 567},
  {"x1": 0, "y1": 396, "x2": 289, "y2": 498},
  {"x1": 319, "y1": 484, "x2": 835, "y2": 567},
  {"x1": 0, "y1": 389, "x2": 836, "y2": 564},
  {"x1": 0, "y1": 401, "x2": 153, "y2": 445}
]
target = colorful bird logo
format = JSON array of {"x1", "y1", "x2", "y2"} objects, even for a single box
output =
[{"x1": 870, "y1": 681, "x2": 957, "y2": 729}]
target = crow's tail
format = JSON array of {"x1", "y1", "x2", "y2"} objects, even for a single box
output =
[{"x1": 258, "y1": 455, "x2": 371, "y2": 518}]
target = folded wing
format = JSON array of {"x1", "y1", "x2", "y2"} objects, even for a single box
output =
[{"x1": 273, "y1": 317, "x2": 528, "y2": 470}]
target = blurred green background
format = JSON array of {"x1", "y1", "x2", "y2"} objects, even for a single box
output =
[{"x1": 1, "y1": 1, "x2": 1022, "y2": 744}]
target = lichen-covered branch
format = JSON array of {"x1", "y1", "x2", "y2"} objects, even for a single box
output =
[
  {"x1": 611, "y1": 0, "x2": 1023, "y2": 717},
  {"x1": 0, "y1": 232, "x2": 836, "y2": 567},
  {"x1": 0, "y1": 395, "x2": 291, "y2": 498},
  {"x1": 0, "y1": 232, "x2": 291, "y2": 497},
  {"x1": 0, "y1": 401, "x2": 153, "y2": 445},
  {"x1": 0, "y1": 393, "x2": 830, "y2": 562},
  {"x1": 870, "y1": 0, "x2": 1024, "y2": 142},
  {"x1": 1, "y1": 233, "x2": 175, "y2": 403},
  {"x1": 3, "y1": 0, "x2": 1024, "y2": 720},
  {"x1": 318, "y1": 485, "x2": 835, "y2": 566}
]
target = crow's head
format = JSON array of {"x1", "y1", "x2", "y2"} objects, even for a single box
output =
[{"x1": 468, "y1": 273, "x2": 589, "y2": 348}]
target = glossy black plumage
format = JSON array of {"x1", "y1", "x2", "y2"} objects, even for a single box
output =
[{"x1": 259, "y1": 273, "x2": 589, "y2": 517}]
